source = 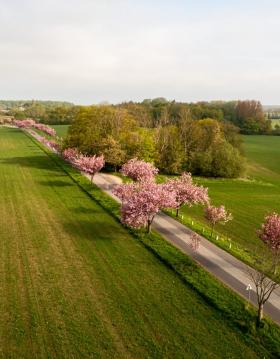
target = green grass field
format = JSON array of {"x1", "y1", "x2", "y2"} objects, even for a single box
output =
[
  {"x1": 0, "y1": 126, "x2": 267, "y2": 358},
  {"x1": 52, "y1": 124, "x2": 69, "y2": 138},
  {"x1": 178, "y1": 135, "x2": 280, "y2": 258},
  {"x1": 244, "y1": 135, "x2": 280, "y2": 181},
  {"x1": 271, "y1": 119, "x2": 280, "y2": 129}
]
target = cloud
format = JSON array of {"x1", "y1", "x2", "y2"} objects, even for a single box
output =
[{"x1": 0, "y1": 0, "x2": 279, "y2": 104}]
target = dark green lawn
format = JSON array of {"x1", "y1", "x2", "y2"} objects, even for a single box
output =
[{"x1": 0, "y1": 126, "x2": 265, "y2": 358}]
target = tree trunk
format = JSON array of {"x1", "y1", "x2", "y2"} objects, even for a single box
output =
[
  {"x1": 147, "y1": 220, "x2": 151, "y2": 233},
  {"x1": 91, "y1": 174, "x2": 93, "y2": 184},
  {"x1": 147, "y1": 216, "x2": 155, "y2": 233},
  {"x1": 273, "y1": 253, "x2": 279, "y2": 275},
  {"x1": 176, "y1": 207, "x2": 179, "y2": 217},
  {"x1": 257, "y1": 303, "x2": 264, "y2": 327}
]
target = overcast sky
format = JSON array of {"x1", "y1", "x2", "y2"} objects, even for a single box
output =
[{"x1": 0, "y1": 0, "x2": 279, "y2": 104}]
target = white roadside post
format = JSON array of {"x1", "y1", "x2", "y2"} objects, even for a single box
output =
[{"x1": 246, "y1": 284, "x2": 252, "y2": 303}]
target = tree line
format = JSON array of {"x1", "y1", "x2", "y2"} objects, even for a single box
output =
[
  {"x1": 1, "y1": 100, "x2": 77, "y2": 125},
  {"x1": 5, "y1": 98, "x2": 277, "y2": 177},
  {"x1": 2, "y1": 98, "x2": 275, "y2": 135},
  {"x1": 65, "y1": 104, "x2": 246, "y2": 178}
]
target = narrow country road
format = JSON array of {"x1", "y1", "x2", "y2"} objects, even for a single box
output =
[{"x1": 92, "y1": 172, "x2": 280, "y2": 326}]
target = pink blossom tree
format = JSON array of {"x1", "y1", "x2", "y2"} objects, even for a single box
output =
[
  {"x1": 259, "y1": 212, "x2": 280, "y2": 253},
  {"x1": 33, "y1": 123, "x2": 56, "y2": 137},
  {"x1": 246, "y1": 213, "x2": 280, "y2": 327},
  {"x1": 113, "y1": 182, "x2": 177, "y2": 233},
  {"x1": 75, "y1": 154, "x2": 105, "y2": 182},
  {"x1": 120, "y1": 158, "x2": 159, "y2": 182},
  {"x1": 247, "y1": 265, "x2": 278, "y2": 327},
  {"x1": 164, "y1": 173, "x2": 209, "y2": 217},
  {"x1": 41, "y1": 138, "x2": 60, "y2": 152},
  {"x1": 44, "y1": 126, "x2": 56, "y2": 137},
  {"x1": 258, "y1": 212, "x2": 280, "y2": 271},
  {"x1": 204, "y1": 205, "x2": 233, "y2": 238},
  {"x1": 14, "y1": 119, "x2": 36, "y2": 128},
  {"x1": 190, "y1": 232, "x2": 201, "y2": 251},
  {"x1": 63, "y1": 148, "x2": 80, "y2": 164}
]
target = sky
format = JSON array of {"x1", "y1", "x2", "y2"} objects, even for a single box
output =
[{"x1": 0, "y1": 0, "x2": 280, "y2": 105}]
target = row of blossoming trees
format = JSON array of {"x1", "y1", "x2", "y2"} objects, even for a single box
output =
[
  {"x1": 13, "y1": 118, "x2": 60, "y2": 151},
  {"x1": 111, "y1": 158, "x2": 232, "y2": 234},
  {"x1": 13, "y1": 119, "x2": 105, "y2": 180},
  {"x1": 62, "y1": 148, "x2": 104, "y2": 182},
  {"x1": 14, "y1": 119, "x2": 56, "y2": 136},
  {"x1": 12, "y1": 119, "x2": 280, "y2": 325}
]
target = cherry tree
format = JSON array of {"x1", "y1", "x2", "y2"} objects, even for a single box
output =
[
  {"x1": 33, "y1": 123, "x2": 56, "y2": 137},
  {"x1": 164, "y1": 173, "x2": 209, "y2": 217},
  {"x1": 112, "y1": 183, "x2": 136, "y2": 202},
  {"x1": 259, "y1": 212, "x2": 280, "y2": 264},
  {"x1": 247, "y1": 265, "x2": 279, "y2": 327},
  {"x1": 63, "y1": 148, "x2": 80, "y2": 164},
  {"x1": 246, "y1": 213, "x2": 280, "y2": 327},
  {"x1": 15, "y1": 119, "x2": 56, "y2": 137},
  {"x1": 190, "y1": 232, "x2": 201, "y2": 251},
  {"x1": 43, "y1": 126, "x2": 56, "y2": 137},
  {"x1": 204, "y1": 205, "x2": 232, "y2": 238},
  {"x1": 75, "y1": 154, "x2": 105, "y2": 182},
  {"x1": 14, "y1": 119, "x2": 36, "y2": 128},
  {"x1": 41, "y1": 138, "x2": 60, "y2": 152},
  {"x1": 120, "y1": 158, "x2": 159, "y2": 182},
  {"x1": 113, "y1": 182, "x2": 177, "y2": 233}
]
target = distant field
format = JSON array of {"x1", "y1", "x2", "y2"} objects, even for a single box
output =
[
  {"x1": 180, "y1": 135, "x2": 280, "y2": 256},
  {"x1": 271, "y1": 119, "x2": 280, "y2": 129},
  {"x1": 0, "y1": 126, "x2": 263, "y2": 358},
  {"x1": 244, "y1": 135, "x2": 280, "y2": 180},
  {"x1": 52, "y1": 124, "x2": 69, "y2": 138}
]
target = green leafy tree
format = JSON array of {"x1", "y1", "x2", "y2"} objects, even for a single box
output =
[
  {"x1": 122, "y1": 128, "x2": 156, "y2": 163},
  {"x1": 100, "y1": 136, "x2": 125, "y2": 171},
  {"x1": 155, "y1": 125, "x2": 184, "y2": 174}
]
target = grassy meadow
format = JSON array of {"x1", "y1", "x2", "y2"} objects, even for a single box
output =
[
  {"x1": 0, "y1": 126, "x2": 268, "y2": 358},
  {"x1": 244, "y1": 135, "x2": 280, "y2": 180},
  {"x1": 179, "y1": 135, "x2": 280, "y2": 257},
  {"x1": 271, "y1": 119, "x2": 280, "y2": 129},
  {"x1": 52, "y1": 124, "x2": 69, "y2": 138}
]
